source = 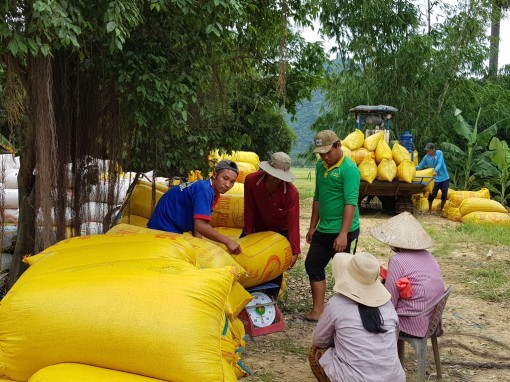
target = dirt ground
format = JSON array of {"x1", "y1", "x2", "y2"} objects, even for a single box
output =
[{"x1": 242, "y1": 204, "x2": 510, "y2": 382}]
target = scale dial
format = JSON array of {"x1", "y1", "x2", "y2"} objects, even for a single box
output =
[{"x1": 245, "y1": 292, "x2": 276, "y2": 328}]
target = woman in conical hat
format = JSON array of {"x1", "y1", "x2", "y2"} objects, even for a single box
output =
[
  {"x1": 309, "y1": 252, "x2": 405, "y2": 382},
  {"x1": 371, "y1": 212, "x2": 445, "y2": 338}
]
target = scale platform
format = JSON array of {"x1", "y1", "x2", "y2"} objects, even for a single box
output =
[{"x1": 238, "y1": 283, "x2": 285, "y2": 337}]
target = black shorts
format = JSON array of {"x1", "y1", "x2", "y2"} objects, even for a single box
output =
[
  {"x1": 305, "y1": 229, "x2": 360, "y2": 282},
  {"x1": 429, "y1": 179, "x2": 449, "y2": 202}
]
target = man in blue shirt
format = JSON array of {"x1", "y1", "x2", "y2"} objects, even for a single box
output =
[
  {"x1": 416, "y1": 143, "x2": 450, "y2": 213},
  {"x1": 148, "y1": 160, "x2": 241, "y2": 254}
]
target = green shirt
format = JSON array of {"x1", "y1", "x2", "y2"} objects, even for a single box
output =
[{"x1": 313, "y1": 155, "x2": 360, "y2": 233}]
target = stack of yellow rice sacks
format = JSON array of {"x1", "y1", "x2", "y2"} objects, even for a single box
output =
[
  {"x1": 340, "y1": 129, "x2": 423, "y2": 185},
  {"x1": 440, "y1": 188, "x2": 510, "y2": 225},
  {"x1": 0, "y1": 221, "x2": 292, "y2": 381},
  {"x1": 0, "y1": 150, "x2": 293, "y2": 381}
]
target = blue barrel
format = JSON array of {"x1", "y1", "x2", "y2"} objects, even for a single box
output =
[{"x1": 400, "y1": 130, "x2": 414, "y2": 155}]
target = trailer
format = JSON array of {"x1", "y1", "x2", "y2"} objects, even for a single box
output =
[{"x1": 349, "y1": 105, "x2": 430, "y2": 214}]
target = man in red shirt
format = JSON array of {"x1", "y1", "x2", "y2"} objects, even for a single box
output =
[{"x1": 243, "y1": 152, "x2": 301, "y2": 271}]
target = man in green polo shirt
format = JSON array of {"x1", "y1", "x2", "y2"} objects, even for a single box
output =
[{"x1": 303, "y1": 130, "x2": 361, "y2": 322}]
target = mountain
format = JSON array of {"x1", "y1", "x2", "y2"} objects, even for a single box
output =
[{"x1": 286, "y1": 89, "x2": 326, "y2": 159}]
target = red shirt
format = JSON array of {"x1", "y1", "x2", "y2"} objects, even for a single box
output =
[{"x1": 244, "y1": 171, "x2": 301, "y2": 255}]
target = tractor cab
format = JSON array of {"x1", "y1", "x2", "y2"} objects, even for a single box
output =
[{"x1": 348, "y1": 105, "x2": 398, "y2": 144}]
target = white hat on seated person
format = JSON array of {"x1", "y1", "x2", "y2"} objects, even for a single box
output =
[
  {"x1": 332, "y1": 252, "x2": 390, "y2": 308},
  {"x1": 258, "y1": 152, "x2": 295, "y2": 183},
  {"x1": 370, "y1": 211, "x2": 435, "y2": 250}
]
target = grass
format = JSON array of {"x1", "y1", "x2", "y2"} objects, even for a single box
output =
[
  {"x1": 247, "y1": 372, "x2": 274, "y2": 382},
  {"x1": 465, "y1": 263, "x2": 510, "y2": 302},
  {"x1": 292, "y1": 167, "x2": 315, "y2": 199}
]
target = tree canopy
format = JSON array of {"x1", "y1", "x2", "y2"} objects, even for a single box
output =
[{"x1": 0, "y1": 0, "x2": 326, "y2": 286}]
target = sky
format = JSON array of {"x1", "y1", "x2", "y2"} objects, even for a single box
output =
[{"x1": 299, "y1": 11, "x2": 510, "y2": 69}]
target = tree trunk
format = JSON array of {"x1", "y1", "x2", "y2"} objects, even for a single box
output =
[
  {"x1": 7, "y1": 55, "x2": 56, "y2": 290},
  {"x1": 489, "y1": 2, "x2": 501, "y2": 77}
]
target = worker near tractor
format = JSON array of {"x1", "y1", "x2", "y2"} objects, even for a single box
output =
[
  {"x1": 416, "y1": 142, "x2": 450, "y2": 213},
  {"x1": 147, "y1": 160, "x2": 242, "y2": 254},
  {"x1": 303, "y1": 130, "x2": 361, "y2": 322}
]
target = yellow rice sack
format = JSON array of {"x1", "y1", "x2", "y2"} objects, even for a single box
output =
[
  {"x1": 363, "y1": 131, "x2": 384, "y2": 151},
  {"x1": 211, "y1": 194, "x2": 244, "y2": 228},
  {"x1": 341, "y1": 146, "x2": 352, "y2": 159},
  {"x1": 396, "y1": 160, "x2": 416, "y2": 183},
  {"x1": 222, "y1": 318, "x2": 248, "y2": 379},
  {"x1": 187, "y1": 170, "x2": 203, "y2": 182},
  {"x1": 212, "y1": 150, "x2": 260, "y2": 169},
  {"x1": 375, "y1": 139, "x2": 392, "y2": 163},
  {"x1": 279, "y1": 271, "x2": 288, "y2": 301},
  {"x1": 376, "y1": 159, "x2": 397, "y2": 181},
  {"x1": 225, "y1": 281, "x2": 253, "y2": 322},
  {"x1": 413, "y1": 168, "x2": 435, "y2": 193},
  {"x1": 462, "y1": 211, "x2": 510, "y2": 225},
  {"x1": 435, "y1": 188, "x2": 454, "y2": 200},
  {"x1": 235, "y1": 162, "x2": 257, "y2": 184},
  {"x1": 414, "y1": 197, "x2": 442, "y2": 212},
  {"x1": 122, "y1": 181, "x2": 167, "y2": 220},
  {"x1": 358, "y1": 157, "x2": 377, "y2": 184},
  {"x1": 22, "y1": 233, "x2": 195, "y2": 281},
  {"x1": 234, "y1": 232, "x2": 293, "y2": 288},
  {"x1": 226, "y1": 182, "x2": 244, "y2": 195},
  {"x1": 352, "y1": 148, "x2": 375, "y2": 165},
  {"x1": 391, "y1": 142, "x2": 412, "y2": 165},
  {"x1": 105, "y1": 224, "x2": 246, "y2": 279},
  {"x1": 342, "y1": 129, "x2": 364, "y2": 150},
  {"x1": 459, "y1": 197, "x2": 508, "y2": 216},
  {"x1": 446, "y1": 206, "x2": 463, "y2": 222},
  {"x1": 441, "y1": 201, "x2": 451, "y2": 217},
  {"x1": 413, "y1": 150, "x2": 419, "y2": 166},
  {"x1": 28, "y1": 363, "x2": 168, "y2": 382},
  {"x1": 449, "y1": 188, "x2": 491, "y2": 207},
  {"x1": 214, "y1": 226, "x2": 243, "y2": 240},
  {"x1": 106, "y1": 223, "x2": 162, "y2": 236},
  {"x1": 182, "y1": 234, "x2": 246, "y2": 279},
  {"x1": 119, "y1": 214, "x2": 149, "y2": 227},
  {"x1": 0, "y1": 260, "x2": 235, "y2": 382}
]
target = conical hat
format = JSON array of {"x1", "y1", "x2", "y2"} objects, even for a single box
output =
[{"x1": 370, "y1": 212, "x2": 434, "y2": 250}]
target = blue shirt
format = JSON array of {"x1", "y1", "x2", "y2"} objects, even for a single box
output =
[
  {"x1": 147, "y1": 180, "x2": 218, "y2": 233},
  {"x1": 416, "y1": 150, "x2": 449, "y2": 182}
]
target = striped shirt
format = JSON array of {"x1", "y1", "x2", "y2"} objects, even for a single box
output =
[{"x1": 385, "y1": 250, "x2": 445, "y2": 337}]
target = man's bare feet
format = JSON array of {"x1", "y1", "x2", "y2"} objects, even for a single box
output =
[{"x1": 302, "y1": 311, "x2": 322, "y2": 322}]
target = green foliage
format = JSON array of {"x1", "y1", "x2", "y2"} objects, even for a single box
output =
[
  {"x1": 302, "y1": 0, "x2": 510, "y2": 192},
  {"x1": 240, "y1": 107, "x2": 296, "y2": 161},
  {"x1": 482, "y1": 137, "x2": 510, "y2": 206},
  {"x1": 441, "y1": 108, "x2": 498, "y2": 189}
]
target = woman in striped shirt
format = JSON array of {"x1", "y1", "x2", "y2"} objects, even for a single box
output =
[{"x1": 370, "y1": 212, "x2": 445, "y2": 337}]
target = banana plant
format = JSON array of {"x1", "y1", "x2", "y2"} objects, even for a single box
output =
[
  {"x1": 441, "y1": 108, "x2": 499, "y2": 190},
  {"x1": 480, "y1": 137, "x2": 510, "y2": 207}
]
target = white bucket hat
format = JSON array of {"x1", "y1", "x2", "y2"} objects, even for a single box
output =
[
  {"x1": 332, "y1": 252, "x2": 390, "y2": 307},
  {"x1": 370, "y1": 211, "x2": 435, "y2": 250},
  {"x1": 258, "y1": 152, "x2": 295, "y2": 183}
]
